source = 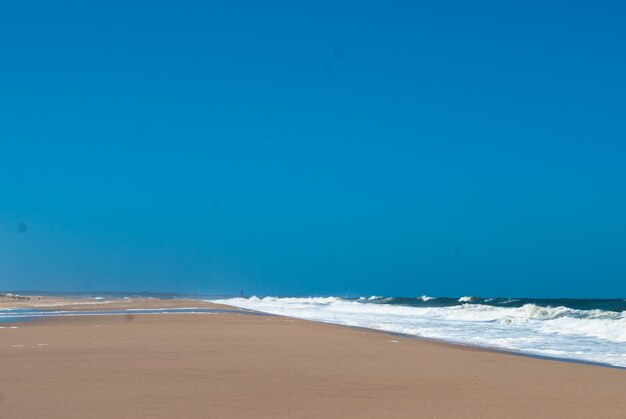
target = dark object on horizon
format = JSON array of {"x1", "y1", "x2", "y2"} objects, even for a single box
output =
[
  {"x1": 17, "y1": 223, "x2": 28, "y2": 233},
  {"x1": 240, "y1": 290, "x2": 244, "y2": 298}
]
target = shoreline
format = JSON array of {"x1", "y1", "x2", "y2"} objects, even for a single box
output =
[
  {"x1": 2, "y1": 296, "x2": 626, "y2": 418},
  {"x1": 210, "y1": 303, "x2": 626, "y2": 371},
  {"x1": 2, "y1": 295, "x2": 624, "y2": 370}
]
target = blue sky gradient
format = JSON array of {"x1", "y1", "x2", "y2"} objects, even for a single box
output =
[{"x1": 1, "y1": 0, "x2": 625, "y2": 297}]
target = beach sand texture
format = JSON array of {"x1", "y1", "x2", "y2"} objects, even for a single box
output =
[{"x1": 1, "y1": 297, "x2": 625, "y2": 418}]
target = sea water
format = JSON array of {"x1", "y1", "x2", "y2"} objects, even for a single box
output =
[
  {"x1": 0, "y1": 306, "x2": 263, "y2": 323},
  {"x1": 210, "y1": 296, "x2": 626, "y2": 368}
]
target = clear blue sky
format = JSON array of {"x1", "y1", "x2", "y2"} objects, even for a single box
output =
[{"x1": 1, "y1": 0, "x2": 625, "y2": 297}]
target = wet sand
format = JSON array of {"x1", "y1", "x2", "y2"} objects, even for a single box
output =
[{"x1": 1, "y1": 297, "x2": 625, "y2": 418}]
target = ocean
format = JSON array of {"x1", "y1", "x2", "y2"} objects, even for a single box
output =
[
  {"x1": 3, "y1": 292, "x2": 625, "y2": 368},
  {"x1": 210, "y1": 295, "x2": 626, "y2": 368}
]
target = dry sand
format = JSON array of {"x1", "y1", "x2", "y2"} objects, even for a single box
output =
[{"x1": 1, "y1": 297, "x2": 625, "y2": 418}]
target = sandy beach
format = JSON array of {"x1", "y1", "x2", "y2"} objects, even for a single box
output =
[{"x1": 1, "y1": 297, "x2": 625, "y2": 418}]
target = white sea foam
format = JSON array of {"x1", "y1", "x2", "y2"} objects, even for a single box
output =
[
  {"x1": 458, "y1": 296, "x2": 476, "y2": 302},
  {"x1": 419, "y1": 295, "x2": 434, "y2": 301},
  {"x1": 209, "y1": 296, "x2": 626, "y2": 367}
]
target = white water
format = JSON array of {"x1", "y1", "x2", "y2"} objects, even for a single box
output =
[{"x1": 210, "y1": 296, "x2": 626, "y2": 367}]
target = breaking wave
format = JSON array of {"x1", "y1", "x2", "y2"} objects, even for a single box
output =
[{"x1": 210, "y1": 296, "x2": 626, "y2": 367}]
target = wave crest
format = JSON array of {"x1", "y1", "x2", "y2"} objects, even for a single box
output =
[{"x1": 209, "y1": 296, "x2": 626, "y2": 367}]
